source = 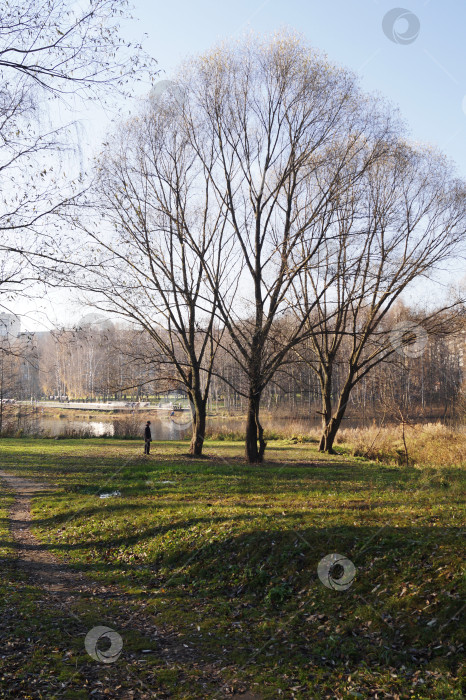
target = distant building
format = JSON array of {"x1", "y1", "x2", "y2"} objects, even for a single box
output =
[{"x1": 0, "y1": 313, "x2": 20, "y2": 339}]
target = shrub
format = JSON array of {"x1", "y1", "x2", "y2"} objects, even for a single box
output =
[
  {"x1": 58, "y1": 425, "x2": 96, "y2": 439},
  {"x1": 112, "y1": 414, "x2": 144, "y2": 439}
]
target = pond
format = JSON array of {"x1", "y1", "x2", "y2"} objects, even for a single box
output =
[
  {"x1": 36, "y1": 417, "x2": 193, "y2": 440},
  {"x1": 6, "y1": 410, "x2": 372, "y2": 439}
]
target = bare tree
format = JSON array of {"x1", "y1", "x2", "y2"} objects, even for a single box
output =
[
  {"x1": 70, "y1": 86, "x2": 233, "y2": 455},
  {"x1": 0, "y1": 0, "x2": 156, "y2": 319},
  {"x1": 0, "y1": 0, "x2": 149, "y2": 96},
  {"x1": 181, "y1": 33, "x2": 400, "y2": 462},
  {"x1": 295, "y1": 144, "x2": 466, "y2": 452}
]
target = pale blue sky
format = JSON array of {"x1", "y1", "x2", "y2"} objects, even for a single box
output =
[
  {"x1": 13, "y1": 0, "x2": 466, "y2": 330},
  {"x1": 126, "y1": 0, "x2": 466, "y2": 177}
]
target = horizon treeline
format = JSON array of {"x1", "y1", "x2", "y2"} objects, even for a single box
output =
[{"x1": 2, "y1": 301, "x2": 464, "y2": 426}]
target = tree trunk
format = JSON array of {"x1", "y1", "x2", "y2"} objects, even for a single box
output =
[
  {"x1": 189, "y1": 392, "x2": 206, "y2": 457},
  {"x1": 318, "y1": 372, "x2": 333, "y2": 451},
  {"x1": 245, "y1": 390, "x2": 266, "y2": 463},
  {"x1": 319, "y1": 380, "x2": 353, "y2": 454},
  {"x1": 320, "y1": 417, "x2": 340, "y2": 454}
]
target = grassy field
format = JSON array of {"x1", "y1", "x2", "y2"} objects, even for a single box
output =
[{"x1": 0, "y1": 437, "x2": 464, "y2": 699}]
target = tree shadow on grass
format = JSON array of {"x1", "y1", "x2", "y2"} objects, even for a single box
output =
[
  {"x1": 3, "y1": 511, "x2": 464, "y2": 697},
  {"x1": 84, "y1": 522, "x2": 463, "y2": 679},
  {"x1": 0, "y1": 511, "x2": 261, "y2": 552},
  {"x1": 2, "y1": 445, "x2": 463, "y2": 491}
]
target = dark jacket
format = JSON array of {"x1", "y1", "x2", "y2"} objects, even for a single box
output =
[{"x1": 144, "y1": 425, "x2": 152, "y2": 440}]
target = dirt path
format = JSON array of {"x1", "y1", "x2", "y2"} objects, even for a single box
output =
[
  {"x1": 0, "y1": 470, "x2": 89, "y2": 595},
  {"x1": 0, "y1": 469, "x2": 175, "y2": 626},
  {"x1": 0, "y1": 469, "x2": 261, "y2": 700}
]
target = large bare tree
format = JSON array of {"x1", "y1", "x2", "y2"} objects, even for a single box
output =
[
  {"x1": 180, "y1": 34, "x2": 400, "y2": 462},
  {"x1": 70, "y1": 85, "x2": 234, "y2": 455},
  {"x1": 295, "y1": 143, "x2": 466, "y2": 452}
]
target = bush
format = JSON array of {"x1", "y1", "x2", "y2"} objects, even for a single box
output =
[
  {"x1": 112, "y1": 414, "x2": 144, "y2": 439},
  {"x1": 58, "y1": 425, "x2": 96, "y2": 439}
]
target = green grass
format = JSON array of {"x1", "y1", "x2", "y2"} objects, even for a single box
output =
[{"x1": 0, "y1": 437, "x2": 464, "y2": 699}]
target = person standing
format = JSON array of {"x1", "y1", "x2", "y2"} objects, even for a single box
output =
[{"x1": 144, "y1": 421, "x2": 152, "y2": 455}]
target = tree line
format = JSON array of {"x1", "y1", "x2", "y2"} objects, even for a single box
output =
[{"x1": 2, "y1": 300, "x2": 464, "y2": 452}]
